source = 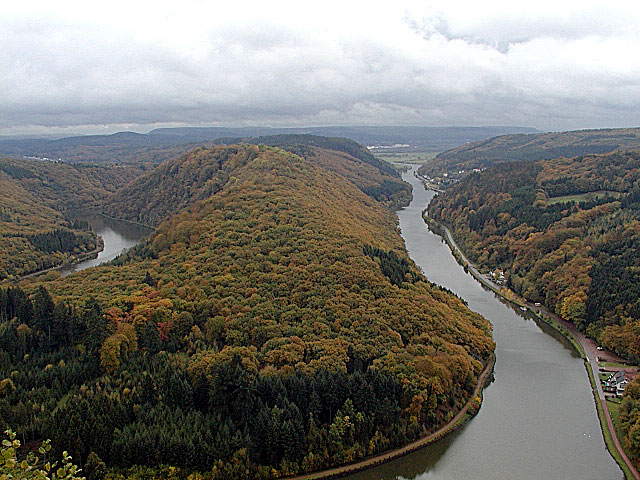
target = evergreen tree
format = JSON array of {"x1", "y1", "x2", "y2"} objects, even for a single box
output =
[
  {"x1": 83, "y1": 297, "x2": 107, "y2": 354},
  {"x1": 32, "y1": 286, "x2": 55, "y2": 346},
  {"x1": 84, "y1": 451, "x2": 106, "y2": 480}
]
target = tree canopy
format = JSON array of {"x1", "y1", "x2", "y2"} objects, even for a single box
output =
[
  {"x1": 429, "y1": 150, "x2": 640, "y2": 362},
  {"x1": 1, "y1": 143, "x2": 494, "y2": 478}
]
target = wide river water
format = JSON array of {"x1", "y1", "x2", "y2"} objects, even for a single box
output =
[
  {"x1": 60, "y1": 211, "x2": 151, "y2": 276},
  {"x1": 345, "y1": 167, "x2": 622, "y2": 479}
]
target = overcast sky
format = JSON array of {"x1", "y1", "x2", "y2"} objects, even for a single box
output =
[{"x1": 2, "y1": 0, "x2": 640, "y2": 136}]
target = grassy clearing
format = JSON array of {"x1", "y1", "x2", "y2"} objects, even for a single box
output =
[
  {"x1": 547, "y1": 190, "x2": 621, "y2": 205},
  {"x1": 375, "y1": 152, "x2": 438, "y2": 164},
  {"x1": 600, "y1": 361, "x2": 637, "y2": 370},
  {"x1": 608, "y1": 399, "x2": 621, "y2": 430}
]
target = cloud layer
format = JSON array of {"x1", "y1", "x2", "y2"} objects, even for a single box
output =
[{"x1": 2, "y1": 1, "x2": 640, "y2": 135}]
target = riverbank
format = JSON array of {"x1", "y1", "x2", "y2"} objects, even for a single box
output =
[
  {"x1": 288, "y1": 354, "x2": 495, "y2": 480},
  {"x1": 423, "y1": 201, "x2": 639, "y2": 480},
  {"x1": 98, "y1": 212, "x2": 156, "y2": 230},
  {"x1": 6, "y1": 237, "x2": 104, "y2": 284},
  {"x1": 424, "y1": 213, "x2": 588, "y2": 357},
  {"x1": 9, "y1": 211, "x2": 154, "y2": 284}
]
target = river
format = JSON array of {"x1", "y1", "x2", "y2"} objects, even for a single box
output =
[
  {"x1": 60, "y1": 211, "x2": 152, "y2": 276},
  {"x1": 345, "y1": 167, "x2": 622, "y2": 479}
]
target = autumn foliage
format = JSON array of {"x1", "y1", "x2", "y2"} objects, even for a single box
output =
[
  {"x1": 0, "y1": 158, "x2": 151, "y2": 279},
  {"x1": 1, "y1": 143, "x2": 494, "y2": 478},
  {"x1": 429, "y1": 150, "x2": 640, "y2": 362}
]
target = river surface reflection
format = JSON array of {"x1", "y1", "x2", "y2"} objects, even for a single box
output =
[
  {"x1": 344, "y1": 167, "x2": 621, "y2": 479},
  {"x1": 60, "y1": 211, "x2": 151, "y2": 277}
]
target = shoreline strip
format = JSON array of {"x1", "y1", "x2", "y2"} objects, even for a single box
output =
[
  {"x1": 288, "y1": 353, "x2": 495, "y2": 480},
  {"x1": 425, "y1": 204, "x2": 639, "y2": 480}
]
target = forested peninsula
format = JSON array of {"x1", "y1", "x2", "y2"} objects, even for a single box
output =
[
  {"x1": 0, "y1": 142, "x2": 494, "y2": 479},
  {"x1": 0, "y1": 159, "x2": 152, "y2": 279}
]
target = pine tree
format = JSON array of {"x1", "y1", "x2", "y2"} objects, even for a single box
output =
[
  {"x1": 32, "y1": 286, "x2": 55, "y2": 347},
  {"x1": 83, "y1": 297, "x2": 107, "y2": 354}
]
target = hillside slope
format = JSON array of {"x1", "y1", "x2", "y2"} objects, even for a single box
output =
[
  {"x1": 3, "y1": 144, "x2": 494, "y2": 478},
  {"x1": 420, "y1": 127, "x2": 640, "y2": 177},
  {"x1": 104, "y1": 140, "x2": 410, "y2": 227},
  {"x1": 0, "y1": 159, "x2": 150, "y2": 279},
  {"x1": 428, "y1": 150, "x2": 640, "y2": 361},
  {"x1": 0, "y1": 126, "x2": 537, "y2": 163}
]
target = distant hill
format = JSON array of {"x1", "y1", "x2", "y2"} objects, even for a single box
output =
[
  {"x1": 420, "y1": 127, "x2": 640, "y2": 177},
  {"x1": 104, "y1": 138, "x2": 411, "y2": 226},
  {"x1": 0, "y1": 158, "x2": 151, "y2": 279},
  {"x1": 0, "y1": 126, "x2": 538, "y2": 164},
  {"x1": 245, "y1": 134, "x2": 398, "y2": 177},
  {"x1": 151, "y1": 125, "x2": 539, "y2": 151}
]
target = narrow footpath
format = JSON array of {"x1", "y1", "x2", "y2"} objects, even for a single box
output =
[
  {"x1": 439, "y1": 221, "x2": 640, "y2": 480},
  {"x1": 288, "y1": 354, "x2": 495, "y2": 480}
]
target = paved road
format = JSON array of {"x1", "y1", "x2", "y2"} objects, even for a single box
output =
[{"x1": 440, "y1": 222, "x2": 640, "y2": 480}]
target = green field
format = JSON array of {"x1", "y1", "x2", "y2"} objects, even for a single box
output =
[
  {"x1": 607, "y1": 399, "x2": 625, "y2": 449},
  {"x1": 547, "y1": 190, "x2": 622, "y2": 205},
  {"x1": 599, "y1": 361, "x2": 637, "y2": 370}
]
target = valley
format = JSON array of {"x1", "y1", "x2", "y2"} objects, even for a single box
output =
[
  {"x1": 2, "y1": 128, "x2": 640, "y2": 479},
  {"x1": 0, "y1": 139, "x2": 494, "y2": 479}
]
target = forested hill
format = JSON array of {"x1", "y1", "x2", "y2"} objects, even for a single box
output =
[
  {"x1": 0, "y1": 158, "x2": 151, "y2": 279},
  {"x1": 246, "y1": 134, "x2": 398, "y2": 177},
  {"x1": 420, "y1": 127, "x2": 640, "y2": 177},
  {"x1": 103, "y1": 141, "x2": 411, "y2": 227},
  {"x1": 0, "y1": 158, "x2": 150, "y2": 210},
  {"x1": 2, "y1": 144, "x2": 494, "y2": 478},
  {"x1": 0, "y1": 125, "x2": 537, "y2": 164},
  {"x1": 428, "y1": 150, "x2": 640, "y2": 362}
]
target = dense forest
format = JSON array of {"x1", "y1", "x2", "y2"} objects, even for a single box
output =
[
  {"x1": 0, "y1": 159, "x2": 151, "y2": 279},
  {"x1": 1, "y1": 144, "x2": 494, "y2": 478},
  {"x1": 236, "y1": 135, "x2": 412, "y2": 210},
  {"x1": 617, "y1": 377, "x2": 640, "y2": 467},
  {"x1": 420, "y1": 127, "x2": 640, "y2": 178},
  {"x1": 103, "y1": 137, "x2": 411, "y2": 227},
  {"x1": 428, "y1": 150, "x2": 640, "y2": 363}
]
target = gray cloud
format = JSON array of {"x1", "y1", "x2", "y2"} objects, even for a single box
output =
[{"x1": 2, "y1": 1, "x2": 640, "y2": 136}]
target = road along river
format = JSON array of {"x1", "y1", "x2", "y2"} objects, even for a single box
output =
[{"x1": 344, "y1": 166, "x2": 622, "y2": 480}]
